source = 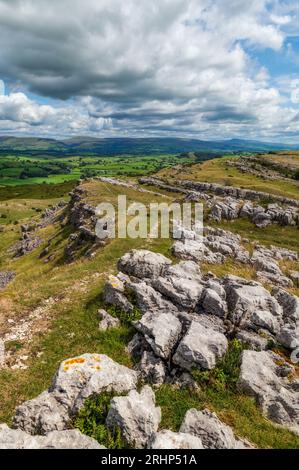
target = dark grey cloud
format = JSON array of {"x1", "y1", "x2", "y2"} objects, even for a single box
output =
[{"x1": 0, "y1": 0, "x2": 297, "y2": 140}]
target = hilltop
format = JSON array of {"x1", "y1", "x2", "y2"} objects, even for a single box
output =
[
  {"x1": 0, "y1": 136, "x2": 297, "y2": 156},
  {"x1": 0, "y1": 152, "x2": 298, "y2": 449}
]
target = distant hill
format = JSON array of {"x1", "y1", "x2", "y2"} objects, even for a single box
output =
[{"x1": 0, "y1": 136, "x2": 296, "y2": 156}]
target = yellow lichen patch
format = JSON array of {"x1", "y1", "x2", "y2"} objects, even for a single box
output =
[
  {"x1": 63, "y1": 357, "x2": 86, "y2": 366},
  {"x1": 92, "y1": 355, "x2": 101, "y2": 362}
]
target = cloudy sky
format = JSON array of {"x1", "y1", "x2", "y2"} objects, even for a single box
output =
[{"x1": 0, "y1": 0, "x2": 299, "y2": 142}]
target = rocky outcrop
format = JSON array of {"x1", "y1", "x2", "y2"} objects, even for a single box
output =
[
  {"x1": 173, "y1": 321, "x2": 228, "y2": 371},
  {"x1": 98, "y1": 309, "x2": 120, "y2": 331},
  {"x1": 118, "y1": 249, "x2": 172, "y2": 279},
  {"x1": 148, "y1": 430, "x2": 203, "y2": 449},
  {"x1": 0, "y1": 271, "x2": 15, "y2": 290},
  {"x1": 139, "y1": 176, "x2": 299, "y2": 208},
  {"x1": 0, "y1": 425, "x2": 103, "y2": 449},
  {"x1": 238, "y1": 350, "x2": 299, "y2": 434},
  {"x1": 13, "y1": 354, "x2": 138, "y2": 434},
  {"x1": 106, "y1": 385, "x2": 161, "y2": 449},
  {"x1": 180, "y1": 409, "x2": 250, "y2": 449},
  {"x1": 134, "y1": 311, "x2": 182, "y2": 360}
]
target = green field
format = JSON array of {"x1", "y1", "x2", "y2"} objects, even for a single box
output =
[{"x1": 0, "y1": 153, "x2": 197, "y2": 186}]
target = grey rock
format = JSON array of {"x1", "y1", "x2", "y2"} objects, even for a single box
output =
[
  {"x1": 236, "y1": 330, "x2": 269, "y2": 351},
  {"x1": 130, "y1": 281, "x2": 177, "y2": 314},
  {"x1": 13, "y1": 354, "x2": 138, "y2": 434},
  {"x1": 134, "y1": 311, "x2": 182, "y2": 360},
  {"x1": 118, "y1": 249, "x2": 172, "y2": 279},
  {"x1": 148, "y1": 430, "x2": 203, "y2": 449},
  {"x1": 251, "y1": 309, "x2": 280, "y2": 334},
  {"x1": 252, "y1": 211, "x2": 271, "y2": 228},
  {"x1": 201, "y1": 288, "x2": 228, "y2": 318},
  {"x1": 137, "y1": 351, "x2": 166, "y2": 387},
  {"x1": 277, "y1": 325, "x2": 299, "y2": 351},
  {"x1": 104, "y1": 275, "x2": 134, "y2": 313},
  {"x1": 172, "y1": 239, "x2": 224, "y2": 264},
  {"x1": 238, "y1": 350, "x2": 299, "y2": 432},
  {"x1": 173, "y1": 321, "x2": 228, "y2": 371},
  {"x1": 180, "y1": 409, "x2": 248, "y2": 449},
  {"x1": 272, "y1": 288, "x2": 299, "y2": 323},
  {"x1": 224, "y1": 276, "x2": 282, "y2": 327},
  {"x1": 0, "y1": 271, "x2": 15, "y2": 290},
  {"x1": 152, "y1": 261, "x2": 203, "y2": 309},
  {"x1": 98, "y1": 309, "x2": 120, "y2": 331},
  {"x1": 106, "y1": 385, "x2": 161, "y2": 448},
  {"x1": 0, "y1": 425, "x2": 104, "y2": 449}
]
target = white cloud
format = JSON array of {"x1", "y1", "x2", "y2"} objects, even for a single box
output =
[{"x1": 0, "y1": 0, "x2": 297, "y2": 141}]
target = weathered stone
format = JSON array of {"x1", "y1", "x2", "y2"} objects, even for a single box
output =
[
  {"x1": 134, "y1": 311, "x2": 182, "y2": 360},
  {"x1": 98, "y1": 309, "x2": 120, "y2": 331},
  {"x1": 251, "y1": 309, "x2": 280, "y2": 334},
  {"x1": 200, "y1": 288, "x2": 227, "y2": 318},
  {"x1": 272, "y1": 288, "x2": 299, "y2": 323},
  {"x1": 136, "y1": 351, "x2": 166, "y2": 387},
  {"x1": 0, "y1": 425, "x2": 104, "y2": 449},
  {"x1": 224, "y1": 276, "x2": 282, "y2": 327},
  {"x1": 180, "y1": 409, "x2": 248, "y2": 449},
  {"x1": 13, "y1": 354, "x2": 138, "y2": 434},
  {"x1": 0, "y1": 271, "x2": 15, "y2": 290},
  {"x1": 172, "y1": 239, "x2": 224, "y2": 264},
  {"x1": 106, "y1": 385, "x2": 161, "y2": 448},
  {"x1": 236, "y1": 330, "x2": 269, "y2": 351},
  {"x1": 130, "y1": 281, "x2": 177, "y2": 314},
  {"x1": 118, "y1": 249, "x2": 172, "y2": 279},
  {"x1": 148, "y1": 430, "x2": 203, "y2": 449},
  {"x1": 152, "y1": 261, "x2": 203, "y2": 309},
  {"x1": 238, "y1": 350, "x2": 299, "y2": 433},
  {"x1": 104, "y1": 275, "x2": 134, "y2": 313},
  {"x1": 173, "y1": 321, "x2": 228, "y2": 371},
  {"x1": 276, "y1": 325, "x2": 299, "y2": 351}
]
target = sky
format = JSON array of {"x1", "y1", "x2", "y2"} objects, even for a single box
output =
[{"x1": 0, "y1": 0, "x2": 299, "y2": 142}]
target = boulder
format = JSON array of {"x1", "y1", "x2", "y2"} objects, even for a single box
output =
[
  {"x1": 98, "y1": 309, "x2": 120, "y2": 331},
  {"x1": 152, "y1": 261, "x2": 204, "y2": 309},
  {"x1": 13, "y1": 354, "x2": 138, "y2": 434},
  {"x1": 147, "y1": 430, "x2": 203, "y2": 449},
  {"x1": 129, "y1": 281, "x2": 177, "y2": 315},
  {"x1": 200, "y1": 288, "x2": 227, "y2": 318},
  {"x1": 118, "y1": 250, "x2": 172, "y2": 279},
  {"x1": 236, "y1": 330, "x2": 269, "y2": 351},
  {"x1": 251, "y1": 310, "x2": 280, "y2": 334},
  {"x1": 106, "y1": 385, "x2": 161, "y2": 448},
  {"x1": 136, "y1": 351, "x2": 166, "y2": 387},
  {"x1": 172, "y1": 239, "x2": 224, "y2": 264},
  {"x1": 272, "y1": 288, "x2": 299, "y2": 323},
  {"x1": 276, "y1": 325, "x2": 299, "y2": 351},
  {"x1": 224, "y1": 276, "x2": 282, "y2": 327},
  {"x1": 180, "y1": 409, "x2": 248, "y2": 449},
  {"x1": 134, "y1": 311, "x2": 182, "y2": 360},
  {"x1": 104, "y1": 275, "x2": 134, "y2": 313},
  {"x1": 173, "y1": 321, "x2": 228, "y2": 371},
  {"x1": 0, "y1": 425, "x2": 104, "y2": 449},
  {"x1": 238, "y1": 350, "x2": 299, "y2": 433}
]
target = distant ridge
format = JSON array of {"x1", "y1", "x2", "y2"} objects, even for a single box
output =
[{"x1": 0, "y1": 136, "x2": 297, "y2": 156}]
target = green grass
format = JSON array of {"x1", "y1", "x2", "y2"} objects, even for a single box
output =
[
  {"x1": 156, "y1": 340, "x2": 299, "y2": 449},
  {"x1": 158, "y1": 156, "x2": 299, "y2": 200},
  {"x1": 0, "y1": 154, "x2": 196, "y2": 186},
  {"x1": 0, "y1": 175, "x2": 298, "y2": 449}
]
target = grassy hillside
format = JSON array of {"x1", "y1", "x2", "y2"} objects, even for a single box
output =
[
  {"x1": 0, "y1": 176, "x2": 299, "y2": 448},
  {"x1": 157, "y1": 153, "x2": 299, "y2": 200}
]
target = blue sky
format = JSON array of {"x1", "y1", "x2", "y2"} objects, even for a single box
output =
[{"x1": 0, "y1": 0, "x2": 299, "y2": 143}]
